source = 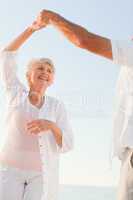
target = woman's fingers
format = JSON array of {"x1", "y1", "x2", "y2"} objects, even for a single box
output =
[
  {"x1": 27, "y1": 127, "x2": 37, "y2": 134},
  {"x1": 27, "y1": 120, "x2": 43, "y2": 134},
  {"x1": 34, "y1": 11, "x2": 49, "y2": 30},
  {"x1": 27, "y1": 124, "x2": 41, "y2": 134},
  {"x1": 27, "y1": 119, "x2": 51, "y2": 134}
]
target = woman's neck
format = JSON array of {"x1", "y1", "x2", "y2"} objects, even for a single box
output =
[{"x1": 28, "y1": 89, "x2": 45, "y2": 108}]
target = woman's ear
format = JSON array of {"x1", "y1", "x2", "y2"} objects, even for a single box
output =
[
  {"x1": 48, "y1": 74, "x2": 55, "y2": 86},
  {"x1": 26, "y1": 72, "x2": 29, "y2": 81}
]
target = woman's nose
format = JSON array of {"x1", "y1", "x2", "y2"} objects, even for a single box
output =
[{"x1": 41, "y1": 70, "x2": 47, "y2": 74}]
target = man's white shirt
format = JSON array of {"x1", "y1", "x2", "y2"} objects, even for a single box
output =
[{"x1": 112, "y1": 40, "x2": 133, "y2": 160}]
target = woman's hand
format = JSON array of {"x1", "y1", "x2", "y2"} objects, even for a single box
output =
[
  {"x1": 29, "y1": 21, "x2": 43, "y2": 32},
  {"x1": 29, "y1": 15, "x2": 48, "y2": 32},
  {"x1": 27, "y1": 118, "x2": 62, "y2": 146},
  {"x1": 27, "y1": 119, "x2": 53, "y2": 135}
]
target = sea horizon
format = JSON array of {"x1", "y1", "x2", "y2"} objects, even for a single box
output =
[{"x1": 59, "y1": 184, "x2": 117, "y2": 200}]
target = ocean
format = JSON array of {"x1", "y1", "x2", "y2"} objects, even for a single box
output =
[{"x1": 59, "y1": 185, "x2": 116, "y2": 200}]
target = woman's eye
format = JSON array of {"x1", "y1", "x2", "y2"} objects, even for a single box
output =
[
  {"x1": 37, "y1": 67, "x2": 52, "y2": 73},
  {"x1": 47, "y1": 69, "x2": 52, "y2": 73}
]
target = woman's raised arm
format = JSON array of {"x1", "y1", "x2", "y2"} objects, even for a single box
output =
[{"x1": 4, "y1": 13, "x2": 48, "y2": 51}]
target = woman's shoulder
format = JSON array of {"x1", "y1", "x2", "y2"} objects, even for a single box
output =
[
  {"x1": 46, "y1": 95, "x2": 63, "y2": 105},
  {"x1": 45, "y1": 96, "x2": 68, "y2": 116},
  {"x1": 46, "y1": 95, "x2": 65, "y2": 111}
]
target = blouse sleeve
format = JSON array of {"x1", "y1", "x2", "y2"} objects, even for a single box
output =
[
  {"x1": 55, "y1": 101, "x2": 74, "y2": 153},
  {"x1": 0, "y1": 50, "x2": 25, "y2": 104}
]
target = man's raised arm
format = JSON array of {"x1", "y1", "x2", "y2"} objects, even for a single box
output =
[{"x1": 40, "y1": 10, "x2": 112, "y2": 60}]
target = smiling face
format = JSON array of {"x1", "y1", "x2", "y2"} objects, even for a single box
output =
[{"x1": 26, "y1": 58, "x2": 55, "y2": 92}]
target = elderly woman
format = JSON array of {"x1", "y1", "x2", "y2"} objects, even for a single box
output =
[{"x1": 0, "y1": 13, "x2": 73, "y2": 200}]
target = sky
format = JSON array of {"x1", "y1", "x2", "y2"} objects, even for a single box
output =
[{"x1": 0, "y1": 0, "x2": 133, "y2": 187}]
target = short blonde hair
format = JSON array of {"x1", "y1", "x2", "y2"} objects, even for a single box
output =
[{"x1": 26, "y1": 58, "x2": 55, "y2": 74}]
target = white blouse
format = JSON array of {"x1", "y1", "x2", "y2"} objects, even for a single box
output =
[{"x1": 0, "y1": 50, "x2": 74, "y2": 200}]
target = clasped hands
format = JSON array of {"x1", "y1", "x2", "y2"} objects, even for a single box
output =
[
  {"x1": 30, "y1": 10, "x2": 57, "y2": 32},
  {"x1": 27, "y1": 119, "x2": 62, "y2": 148}
]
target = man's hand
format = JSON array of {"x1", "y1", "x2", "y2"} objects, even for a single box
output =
[
  {"x1": 27, "y1": 119, "x2": 53, "y2": 135},
  {"x1": 38, "y1": 10, "x2": 60, "y2": 27}
]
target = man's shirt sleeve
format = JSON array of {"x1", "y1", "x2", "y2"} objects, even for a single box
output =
[{"x1": 111, "y1": 40, "x2": 133, "y2": 67}]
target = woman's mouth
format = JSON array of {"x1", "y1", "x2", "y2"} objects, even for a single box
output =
[{"x1": 38, "y1": 76, "x2": 48, "y2": 81}]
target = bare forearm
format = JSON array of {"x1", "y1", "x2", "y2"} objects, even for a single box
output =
[
  {"x1": 4, "y1": 27, "x2": 35, "y2": 51},
  {"x1": 46, "y1": 11, "x2": 112, "y2": 59}
]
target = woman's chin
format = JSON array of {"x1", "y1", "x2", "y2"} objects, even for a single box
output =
[{"x1": 35, "y1": 81, "x2": 48, "y2": 90}]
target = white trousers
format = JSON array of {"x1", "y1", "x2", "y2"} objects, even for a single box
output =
[
  {"x1": 0, "y1": 164, "x2": 43, "y2": 200},
  {"x1": 118, "y1": 150, "x2": 133, "y2": 200}
]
